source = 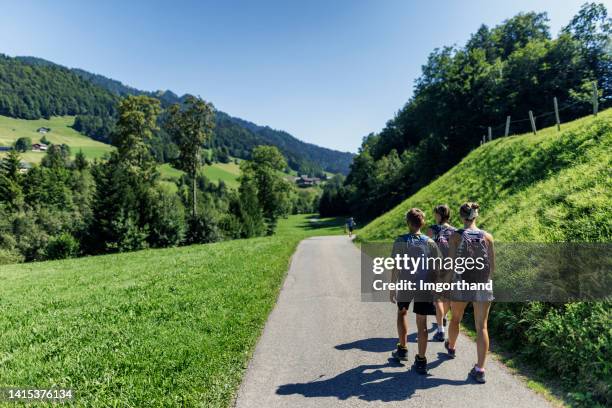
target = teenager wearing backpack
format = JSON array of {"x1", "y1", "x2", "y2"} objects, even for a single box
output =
[
  {"x1": 445, "y1": 202, "x2": 495, "y2": 384},
  {"x1": 389, "y1": 208, "x2": 441, "y2": 375},
  {"x1": 426, "y1": 204, "x2": 456, "y2": 342}
]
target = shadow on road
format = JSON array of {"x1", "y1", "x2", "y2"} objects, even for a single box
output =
[
  {"x1": 277, "y1": 354, "x2": 469, "y2": 402},
  {"x1": 335, "y1": 332, "x2": 440, "y2": 353}
]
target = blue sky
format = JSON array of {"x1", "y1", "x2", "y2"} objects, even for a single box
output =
[{"x1": 0, "y1": 0, "x2": 604, "y2": 152}]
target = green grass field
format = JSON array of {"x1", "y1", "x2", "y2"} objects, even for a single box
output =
[
  {"x1": 0, "y1": 214, "x2": 344, "y2": 407},
  {"x1": 158, "y1": 162, "x2": 241, "y2": 189},
  {"x1": 359, "y1": 109, "x2": 612, "y2": 243},
  {"x1": 0, "y1": 115, "x2": 113, "y2": 162}
]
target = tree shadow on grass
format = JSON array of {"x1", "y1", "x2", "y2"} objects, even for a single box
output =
[
  {"x1": 277, "y1": 354, "x2": 469, "y2": 402},
  {"x1": 299, "y1": 217, "x2": 345, "y2": 231}
]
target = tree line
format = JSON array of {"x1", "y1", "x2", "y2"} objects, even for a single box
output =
[
  {"x1": 0, "y1": 95, "x2": 319, "y2": 264},
  {"x1": 320, "y1": 3, "x2": 611, "y2": 220}
]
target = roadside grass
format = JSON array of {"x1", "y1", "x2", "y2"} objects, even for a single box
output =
[
  {"x1": 0, "y1": 115, "x2": 112, "y2": 162},
  {"x1": 0, "y1": 214, "x2": 343, "y2": 407}
]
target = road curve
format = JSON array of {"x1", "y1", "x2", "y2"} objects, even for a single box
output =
[{"x1": 234, "y1": 235, "x2": 552, "y2": 408}]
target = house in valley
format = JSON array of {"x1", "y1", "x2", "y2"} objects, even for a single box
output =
[
  {"x1": 295, "y1": 174, "x2": 321, "y2": 187},
  {"x1": 32, "y1": 143, "x2": 48, "y2": 152}
]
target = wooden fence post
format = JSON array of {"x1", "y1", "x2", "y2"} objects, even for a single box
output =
[
  {"x1": 488, "y1": 127, "x2": 492, "y2": 142},
  {"x1": 529, "y1": 110, "x2": 537, "y2": 134},
  {"x1": 553, "y1": 97, "x2": 561, "y2": 132},
  {"x1": 504, "y1": 116, "x2": 511, "y2": 137},
  {"x1": 593, "y1": 81, "x2": 599, "y2": 117}
]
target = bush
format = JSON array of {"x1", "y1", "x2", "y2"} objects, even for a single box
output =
[
  {"x1": 45, "y1": 233, "x2": 79, "y2": 260},
  {"x1": 487, "y1": 302, "x2": 611, "y2": 406},
  {"x1": 148, "y1": 186, "x2": 186, "y2": 247},
  {"x1": 14, "y1": 137, "x2": 32, "y2": 152},
  {"x1": 185, "y1": 211, "x2": 221, "y2": 244},
  {"x1": 0, "y1": 248, "x2": 23, "y2": 265}
]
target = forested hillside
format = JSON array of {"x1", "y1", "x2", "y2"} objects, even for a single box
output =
[
  {"x1": 1, "y1": 55, "x2": 353, "y2": 174},
  {"x1": 322, "y1": 3, "x2": 611, "y2": 220}
]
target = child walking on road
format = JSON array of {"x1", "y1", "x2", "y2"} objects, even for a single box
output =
[
  {"x1": 390, "y1": 208, "x2": 441, "y2": 374},
  {"x1": 446, "y1": 202, "x2": 495, "y2": 384},
  {"x1": 426, "y1": 204, "x2": 456, "y2": 342}
]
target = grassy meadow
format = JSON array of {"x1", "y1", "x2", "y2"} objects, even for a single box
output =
[
  {"x1": 0, "y1": 115, "x2": 112, "y2": 161},
  {"x1": 0, "y1": 214, "x2": 344, "y2": 407}
]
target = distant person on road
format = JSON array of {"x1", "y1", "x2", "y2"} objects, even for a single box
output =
[
  {"x1": 390, "y1": 208, "x2": 441, "y2": 375},
  {"x1": 446, "y1": 202, "x2": 495, "y2": 384},
  {"x1": 426, "y1": 204, "x2": 456, "y2": 342},
  {"x1": 345, "y1": 217, "x2": 356, "y2": 237}
]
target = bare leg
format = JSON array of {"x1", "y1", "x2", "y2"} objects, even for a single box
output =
[
  {"x1": 434, "y1": 300, "x2": 445, "y2": 327},
  {"x1": 397, "y1": 307, "x2": 408, "y2": 347},
  {"x1": 416, "y1": 314, "x2": 428, "y2": 357},
  {"x1": 473, "y1": 301, "x2": 491, "y2": 368},
  {"x1": 448, "y1": 301, "x2": 467, "y2": 349}
]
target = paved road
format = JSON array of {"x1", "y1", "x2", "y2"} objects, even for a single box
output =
[{"x1": 234, "y1": 236, "x2": 552, "y2": 408}]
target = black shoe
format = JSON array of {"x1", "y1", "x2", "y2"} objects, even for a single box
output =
[
  {"x1": 391, "y1": 344, "x2": 408, "y2": 361},
  {"x1": 413, "y1": 355, "x2": 427, "y2": 374},
  {"x1": 432, "y1": 331, "x2": 445, "y2": 342},
  {"x1": 443, "y1": 317, "x2": 447, "y2": 326},
  {"x1": 444, "y1": 340, "x2": 456, "y2": 358},
  {"x1": 469, "y1": 366, "x2": 486, "y2": 383}
]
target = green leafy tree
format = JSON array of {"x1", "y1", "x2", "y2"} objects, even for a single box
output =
[
  {"x1": 74, "y1": 150, "x2": 88, "y2": 171},
  {"x1": 0, "y1": 149, "x2": 23, "y2": 207},
  {"x1": 165, "y1": 95, "x2": 215, "y2": 218},
  {"x1": 240, "y1": 145, "x2": 292, "y2": 234},
  {"x1": 14, "y1": 137, "x2": 32, "y2": 152},
  {"x1": 89, "y1": 96, "x2": 161, "y2": 253}
]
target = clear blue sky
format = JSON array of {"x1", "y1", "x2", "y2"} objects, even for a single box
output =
[{"x1": 1, "y1": 0, "x2": 604, "y2": 152}]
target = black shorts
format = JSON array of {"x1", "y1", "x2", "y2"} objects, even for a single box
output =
[{"x1": 397, "y1": 301, "x2": 436, "y2": 315}]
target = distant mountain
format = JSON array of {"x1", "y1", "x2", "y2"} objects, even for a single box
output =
[{"x1": 12, "y1": 55, "x2": 354, "y2": 174}]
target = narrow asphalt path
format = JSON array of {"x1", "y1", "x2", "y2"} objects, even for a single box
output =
[{"x1": 234, "y1": 236, "x2": 552, "y2": 408}]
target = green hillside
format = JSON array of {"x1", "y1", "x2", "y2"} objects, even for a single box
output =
[
  {"x1": 0, "y1": 115, "x2": 242, "y2": 187},
  {"x1": 359, "y1": 109, "x2": 612, "y2": 243},
  {"x1": 0, "y1": 214, "x2": 344, "y2": 407},
  {"x1": 0, "y1": 115, "x2": 112, "y2": 161},
  {"x1": 357, "y1": 110, "x2": 611, "y2": 406}
]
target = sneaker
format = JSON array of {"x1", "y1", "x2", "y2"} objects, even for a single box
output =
[
  {"x1": 391, "y1": 344, "x2": 408, "y2": 361},
  {"x1": 444, "y1": 340, "x2": 456, "y2": 358},
  {"x1": 432, "y1": 322, "x2": 438, "y2": 330},
  {"x1": 433, "y1": 331, "x2": 445, "y2": 342},
  {"x1": 469, "y1": 366, "x2": 486, "y2": 383},
  {"x1": 413, "y1": 355, "x2": 427, "y2": 374}
]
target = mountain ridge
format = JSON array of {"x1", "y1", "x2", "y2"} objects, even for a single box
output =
[{"x1": 9, "y1": 55, "x2": 353, "y2": 174}]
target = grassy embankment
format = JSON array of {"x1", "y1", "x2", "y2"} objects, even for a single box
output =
[
  {"x1": 0, "y1": 115, "x2": 241, "y2": 188},
  {"x1": 0, "y1": 214, "x2": 344, "y2": 407},
  {"x1": 358, "y1": 109, "x2": 611, "y2": 406}
]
